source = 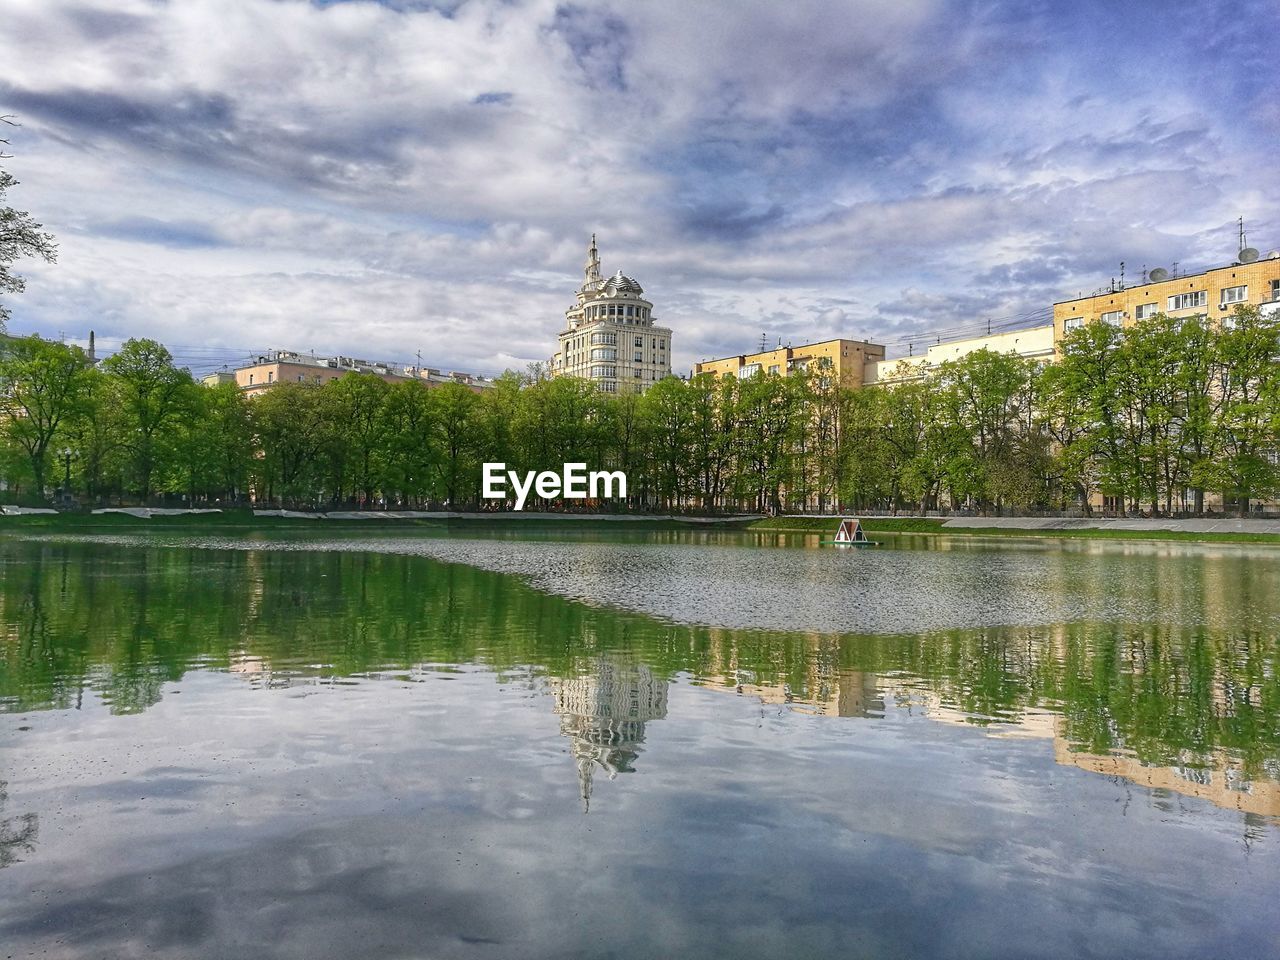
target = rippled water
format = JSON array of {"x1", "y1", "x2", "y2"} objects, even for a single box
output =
[{"x1": 1, "y1": 529, "x2": 1277, "y2": 959}]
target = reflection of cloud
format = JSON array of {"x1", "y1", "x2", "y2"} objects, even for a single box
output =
[
  {"x1": 547, "y1": 658, "x2": 668, "y2": 811},
  {"x1": 0, "y1": 781, "x2": 39, "y2": 869}
]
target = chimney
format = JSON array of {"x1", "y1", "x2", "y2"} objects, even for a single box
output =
[{"x1": 88, "y1": 330, "x2": 96, "y2": 362}]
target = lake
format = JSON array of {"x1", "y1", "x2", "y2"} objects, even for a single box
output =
[{"x1": 1, "y1": 528, "x2": 1277, "y2": 959}]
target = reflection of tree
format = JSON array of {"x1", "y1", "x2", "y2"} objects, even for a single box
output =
[
  {"x1": 547, "y1": 657, "x2": 668, "y2": 811},
  {"x1": 0, "y1": 780, "x2": 38, "y2": 868},
  {"x1": 1, "y1": 538, "x2": 1279, "y2": 804}
]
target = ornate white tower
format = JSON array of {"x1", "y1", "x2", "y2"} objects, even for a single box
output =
[{"x1": 552, "y1": 235, "x2": 673, "y2": 394}]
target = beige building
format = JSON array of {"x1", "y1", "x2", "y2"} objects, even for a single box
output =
[
  {"x1": 863, "y1": 323, "x2": 1056, "y2": 385},
  {"x1": 696, "y1": 337, "x2": 885, "y2": 389},
  {"x1": 1053, "y1": 252, "x2": 1280, "y2": 344},
  {"x1": 552, "y1": 236, "x2": 672, "y2": 394},
  {"x1": 232, "y1": 350, "x2": 490, "y2": 398}
]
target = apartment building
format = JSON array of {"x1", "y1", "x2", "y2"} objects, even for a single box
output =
[
  {"x1": 1053, "y1": 252, "x2": 1280, "y2": 344},
  {"x1": 863, "y1": 324, "x2": 1056, "y2": 385},
  {"x1": 552, "y1": 235, "x2": 673, "y2": 394},
  {"x1": 695, "y1": 338, "x2": 885, "y2": 389},
  {"x1": 233, "y1": 350, "x2": 490, "y2": 398}
]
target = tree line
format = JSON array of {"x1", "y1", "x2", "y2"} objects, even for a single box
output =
[{"x1": 1, "y1": 304, "x2": 1277, "y2": 515}]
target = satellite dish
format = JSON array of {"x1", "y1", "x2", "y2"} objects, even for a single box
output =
[
  {"x1": 1267, "y1": 250, "x2": 1280, "y2": 260},
  {"x1": 1238, "y1": 247, "x2": 1260, "y2": 263},
  {"x1": 1149, "y1": 267, "x2": 1169, "y2": 282}
]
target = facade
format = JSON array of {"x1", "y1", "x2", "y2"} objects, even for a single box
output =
[
  {"x1": 1053, "y1": 253, "x2": 1280, "y2": 344},
  {"x1": 696, "y1": 337, "x2": 885, "y2": 389},
  {"x1": 232, "y1": 350, "x2": 490, "y2": 398},
  {"x1": 863, "y1": 323, "x2": 1056, "y2": 385},
  {"x1": 547, "y1": 658, "x2": 668, "y2": 809},
  {"x1": 200, "y1": 371, "x2": 237, "y2": 388},
  {"x1": 553, "y1": 236, "x2": 672, "y2": 394}
]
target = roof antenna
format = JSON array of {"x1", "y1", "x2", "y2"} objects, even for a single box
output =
[
  {"x1": 759, "y1": 332, "x2": 767, "y2": 352},
  {"x1": 986, "y1": 318, "x2": 991, "y2": 335},
  {"x1": 1239, "y1": 216, "x2": 1246, "y2": 252},
  {"x1": 1141, "y1": 264, "x2": 1148, "y2": 284},
  {"x1": 1119, "y1": 261, "x2": 1125, "y2": 291},
  {"x1": 1172, "y1": 261, "x2": 1179, "y2": 279}
]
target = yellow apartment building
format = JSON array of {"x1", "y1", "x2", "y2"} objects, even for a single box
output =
[
  {"x1": 695, "y1": 338, "x2": 885, "y2": 389},
  {"x1": 1053, "y1": 254, "x2": 1280, "y2": 344}
]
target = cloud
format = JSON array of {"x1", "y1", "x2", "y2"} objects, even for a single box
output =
[{"x1": 0, "y1": 0, "x2": 1275, "y2": 372}]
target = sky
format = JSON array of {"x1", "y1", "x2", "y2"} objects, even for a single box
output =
[{"x1": 1, "y1": 0, "x2": 1277, "y2": 377}]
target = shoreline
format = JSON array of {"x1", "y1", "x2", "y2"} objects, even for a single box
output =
[
  {"x1": 3, "y1": 509, "x2": 1280, "y2": 543},
  {"x1": 751, "y1": 516, "x2": 1280, "y2": 544}
]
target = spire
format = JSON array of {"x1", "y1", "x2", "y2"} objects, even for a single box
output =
[{"x1": 583, "y1": 233, "x2": 601, "y2": 286}]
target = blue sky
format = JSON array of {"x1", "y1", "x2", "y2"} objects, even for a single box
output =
[{"x1": 1, "y1": 0, "x2": 1277, "y2": 376}]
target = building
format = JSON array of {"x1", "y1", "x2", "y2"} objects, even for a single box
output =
[
  {"x1": 552, "y1": 235, "x2": 672, "y2": 394},
  {"x1": 547, "y1": 657, "x2": 668, "y2": 810},
  {"x1": 1053, "y1": 251, "x2": 1280, "y2": 344},
  {"x1": 201, "y1": 370, "x2": 236, "y2": 388},
  {"x1": 863, "y1": 323, "x2": 1056, "y2": 385},
  {"x1": 232, "y1": 350, "x2": 491, "y2": 398},
  {"x1": 696, "y1": 337, "x2": 886, "y2": 389}
]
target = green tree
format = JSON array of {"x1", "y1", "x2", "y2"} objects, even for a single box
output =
[
  {"x1": 429, "y1": 383, "x2": 482, "y2": 507},
  {"x1": 0, "y1": 336, "x2": 91, "y2": 498},
  {"x1": 254, "y1": 382, "x2": 330, "y2": 505},
  {"x1": 102, "y1": 339, "x2": 196, "y2": 499},
  {"x1": 0, "y1": 120, "x2": 58, "y2": 327},
  {"x1": 1206, "y1": 305, "x2": 1280, "y2": 513}
]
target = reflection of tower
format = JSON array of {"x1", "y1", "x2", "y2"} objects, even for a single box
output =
[{"x1": 548, "y1": 658, "x2": 668, "y2": 811}]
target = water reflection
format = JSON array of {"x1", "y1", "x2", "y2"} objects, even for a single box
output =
[
  {"x1": 0, "y1": 781, "x2": 38, "y2": 867},
  {"x1": 549, "y1": 658, "x2": 668, "y2": 810},
  {"x1": 2, "y1": 535, "x2": 1279, "y2": 958},
  {"x1": 1, "y1": 538, "x2": 1278, "y2": 824}
]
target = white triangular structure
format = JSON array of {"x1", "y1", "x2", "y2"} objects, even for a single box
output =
[{"x1": 834, "y1": 518, "x2": 867, "y2": 543}]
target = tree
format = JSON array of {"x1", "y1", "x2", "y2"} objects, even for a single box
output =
[
  {"x1": 254, "y1": 382, "x2": 330, "y2": 505},
  {"x1": 382, "y1": 379, "x2": 438, "y2": 506},
  {"x1": 1206, "y1": 305, "x2": 1280, "y2": 514},
  {"x1": 429, "y1": 383, "x2": 482, "y2": 507},
  {"x1": 0, "y1": 119, "x2": 58, "y2": 327},
  {"x1": 327, "y1": 373, "x2": 391, "y2": 505},
  {"x1": 101, "y1": 339, "x2": 196, "y2": 499},
  {"x1": 0, "y1": 336, "x2": 91, "y2": 498}
]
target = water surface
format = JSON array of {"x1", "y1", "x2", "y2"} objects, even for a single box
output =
[{"x1": 1, "y1": 530, "x2": 1277, "y2": 959}]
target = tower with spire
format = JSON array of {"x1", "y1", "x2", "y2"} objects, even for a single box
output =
[{"x1": 552, "y1": 234, "x2": 673, "y2": 394}]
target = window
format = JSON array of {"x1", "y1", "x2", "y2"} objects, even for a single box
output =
[
  {"x1": 626, "y1": 304, "x2": 634, "y2": 317},
  {"x1": 1221, "y1": 284, "x2": 1247, "y2": 305},
  {"x1": 739, "y1": 363, "x2": 762, "y2": 379},
  {"x1": 590, "y1": 332, "x2": 617, "y2": 345},
  {"x1": 590, "y1": 365, "x2": 617, "y2": 378},
  {"x1": 1063, "y1": 317, "x2": 1083, "y2": 333},
  {"x1": 600, "y1": 381, "x2": 617, "y2": 394},
  {"x1": 634, "y1": 352, "x2": 643, "y2": 362},
  {"x1": 590, "y1": 348, "x2": 616, "y2": 361},
  {"x1": 635, "y1": 336, "x2": 643, "y2": 347},
  {"x1": 267, "y1": 371, "x2": 274, "y2": 383},
  {"x1": 1270, "y1": 279, "x2": 1279, "y2": 302},
  {"x1": 1134, "y1": 302, "x2": 1159, "y2": 320},
  {"x1": 248, "y1": 374, "x2": 255, "y2": 384},
  {"x1": 634, "y1": 368, "x2": 642, "y2": 379},
  {"x1": 1100, "y1": 310, "x2": 1123, "y2": 325},
  {"x1": 768, "y1": 364, "x2": 780, "y2": 375},
  {"x1": 1168, "y1": 290, "x2": 1207, "y2": 310}
]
